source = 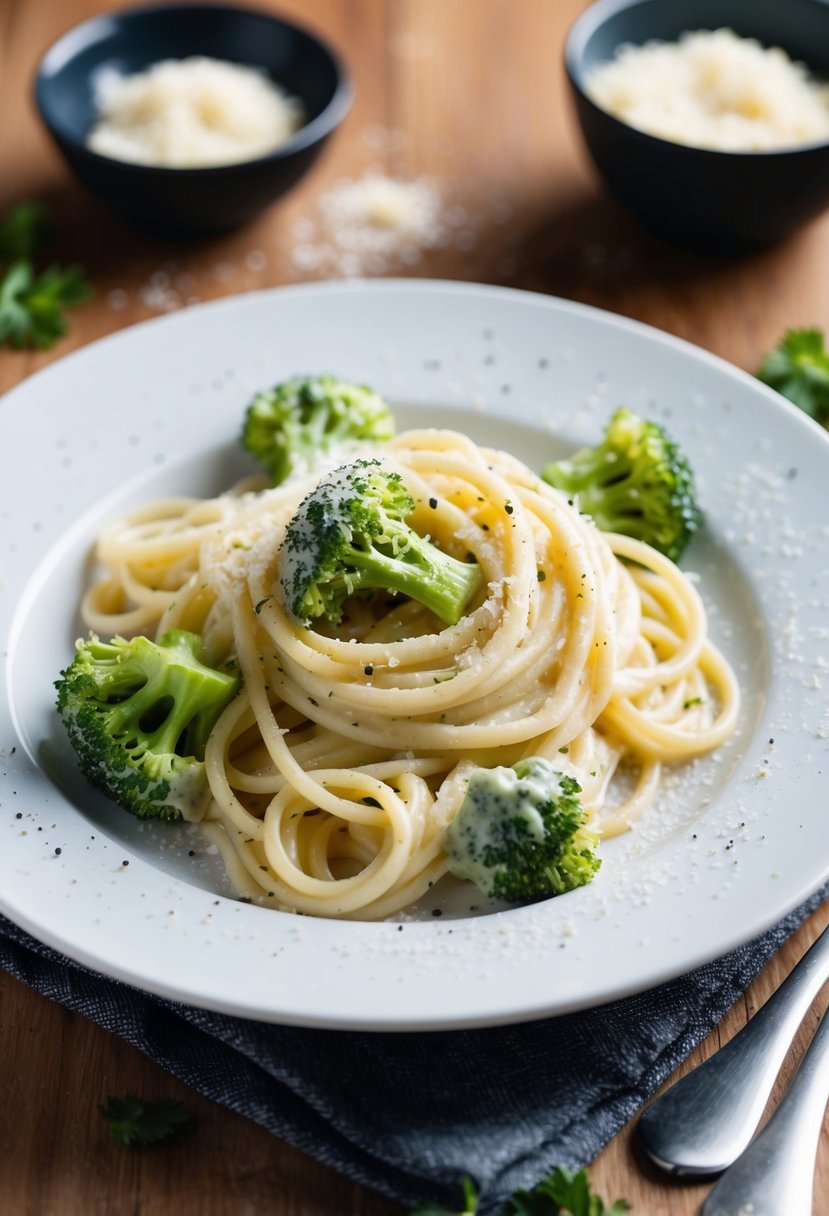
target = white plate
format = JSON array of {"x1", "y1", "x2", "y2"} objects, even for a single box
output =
[{"x1": 2, "y1": 281, "x2": 827, "y2": 1030}]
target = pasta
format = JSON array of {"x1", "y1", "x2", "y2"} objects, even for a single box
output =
[{"x1": 79, "y1": 426, "x2": 739, "y2": 920}]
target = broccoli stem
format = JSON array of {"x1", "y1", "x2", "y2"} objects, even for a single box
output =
[
  {"x1": 92, "y1": 632, "x2": 237, "y2": 759},
  {"x1": 575, "y1": 477, "x2": 642, "y2": 529},
  {"x1": 292, "y1": 399, "x2": 347, "y2": 469},
  {"x1": 547, "y1": 451, "x2": 632, "y2": 497},
  {"x1": 341, "y1": 524, "x2": 482, "y2": 625}
]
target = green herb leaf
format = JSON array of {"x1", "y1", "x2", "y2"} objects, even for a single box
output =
[
  {"x1": 0, "y1": 201, "x2": 91, "y2": 350},
  {"x1": 409, "y1": 1176, "x2": 480, "y2": 1215},
  {"x1": 0, "y1": 259, "x2": 91, "y2": 349},
  {"x1": 408, "y1": 1208, "x2": 467, "y2": 1216},
  {"x1": 757, "y1": 328, "x2": 829, "y2": 424},
  {"x1": 410, "y1": 1168, "x2": 628, "y2": 1216},
  {"x1": 98, "y1": 1094, "x2": 190, "y2": 1147},
  {"x1": 0, "y1": 201, "x2": 53, "y2": 261},
  {"x1": 504, "y1": 1167, "x2": 630, "y2": 1216}
]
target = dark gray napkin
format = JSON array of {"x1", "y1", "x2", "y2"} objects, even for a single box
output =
[{"x1": 2, "y1": 889, "x2": 826, "y2": 1215}]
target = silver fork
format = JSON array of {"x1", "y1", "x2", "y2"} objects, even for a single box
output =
[
  {"x1": 699, "y1": 1006, "x2": 829, "y2": 1215},
  {"x1": 636, "y1": 920, "x2": 829, "y2": 1175}
]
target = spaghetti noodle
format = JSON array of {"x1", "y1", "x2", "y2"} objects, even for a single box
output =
[{"x1": 78, "y1": 427, "x2": 739, "y2": 919}]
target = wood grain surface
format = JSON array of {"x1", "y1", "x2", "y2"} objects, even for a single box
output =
[{"x1": 1, "y1": 2, "x2": 828, "y2": 1213}]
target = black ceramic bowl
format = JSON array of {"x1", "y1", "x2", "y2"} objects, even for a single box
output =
[
  {"x1": 35, "y1": 3, "x2": 352, "y2": 237},
  {"x1": 565, "y1": 0, "x2": 829, "y2": 251}
]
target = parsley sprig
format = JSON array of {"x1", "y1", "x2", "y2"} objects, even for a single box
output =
[
  {"x1": 0, "y1": 201, "x2": 91, "y2": 349},
  {"x1": 0, "y1": 200, "x2": 53, "y2": 261},
  {"x1": 410, "y1": 1167, "x2": 630, "y2": 1216},
  {"x1": 98, "y1": 1093, "x2": 190, "y2": 1147},
  {"x1": 756, "y1": 328, "x2": 829, "y2": 425}
]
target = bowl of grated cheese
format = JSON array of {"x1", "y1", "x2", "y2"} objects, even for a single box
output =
[
  {"x1": 565, "y1": 0, "x2": 829, "y2": 251},
  {"x1": 35, "y1": 3, "x2": 352, "y2": 237}
]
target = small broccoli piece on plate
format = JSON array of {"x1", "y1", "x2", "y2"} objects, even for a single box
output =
[
  {"x1": 55, "y1": 631, "x2": 239, "y2": 822},
  {"x1": 279, "y1": 458, "x2": 483, "y2": 627},
  {"x1": 443, "y1": 758, "x2": 600, "y2": 902},
  {"x1": 240, "y1": 374, "x2": 396, "y2": 485},
  {"x1": 541, "y1": 407, "x2": 701, "y2": 562}
]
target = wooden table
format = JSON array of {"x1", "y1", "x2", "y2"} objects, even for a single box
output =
[{"x1": 2, "y1": 1, "x2": 829, "y2": 1212}]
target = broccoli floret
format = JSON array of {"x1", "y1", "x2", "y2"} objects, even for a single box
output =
[
  {"x1": 55, "y1": 631, "x2": 239, "y2": 822},
  {"x1": 541, "y1": 407, "x2": 701, "y2": 562},
  {"x1": 240, "y1": 374, "x2": 396, "y2": 485},
  {"x1": 443, "y1": 758, "x2": 600, "y2": 902},
  {"x1": 279, "y1": 458, "x2": 483, "y2": 626}
]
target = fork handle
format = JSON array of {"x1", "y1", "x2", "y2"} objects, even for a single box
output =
[
  {"x1": 636, "y1": 921, "x2": 829, "y2": 1175},
  {"x1": 700, "y1": 1004, "x2": 829, "y2": 1215}
]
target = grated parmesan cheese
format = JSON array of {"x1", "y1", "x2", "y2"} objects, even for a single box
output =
[
  {"x1": 87, "y1": 57, "x2": 304, "y2": 168},
  {"x1": 585, "y1": 28, "x2": 829, "y2": 152}
]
